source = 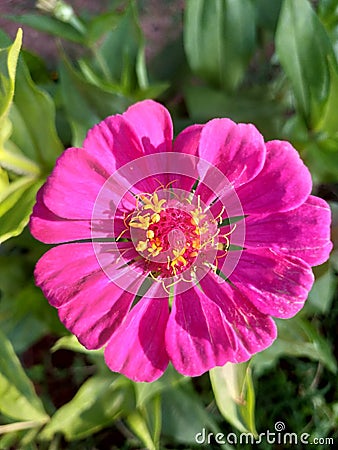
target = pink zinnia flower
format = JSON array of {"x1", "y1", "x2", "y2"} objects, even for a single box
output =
[{"x1": 30, "y1": 100, "x2": 332, "y2": 382}]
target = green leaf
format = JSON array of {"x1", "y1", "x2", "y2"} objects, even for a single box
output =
[
  {"x1": 0, "y1": 180, "x2": 42, "y2": 243},
  {"x1": 316, "y1": 57, "x2": 338, "y2": 135},
  {"x1": 161, "y1": 384, "x2": 219, "y2": 445},
  {"x1": 127, "y1": 395, "x2": 161, "y2": 450},
  {"x1": 0, "y1": 329, "x2": 48, "y2": 422},
  {"x1": 307, "y1": 266, "x2": 336, "y2": 314},
  {"x1": 252, "y1": 316, "x2": 337, "y2": 375},
  {"x1": 275, "y1": 0, "x2": 335, "y2": 127},
  {"x1": 51, "y1": 334, "x2": 103, "y2": 356},
  {"x1": 210, "y1": 362, "x2": 257, "y2": 435},
  {"x1": 40, "y1": 375, "x2": 134, "y2": 441},
  {"x1": 0, "y1": 28, "x2": 22, "y2": 121},
  {"x1": 184, "y1": 0, "x2": 256, "y2": 91},
  {"x1": 95, "y1": 3, "x2": 147, "y2": 90},
  {"x1": 85, "y1": 11, "x2": 121, "y2": 47},
  {"x1": 134, "y1": 365, "x2": 188, "y2": 408},
  {"x1": 59, "y1": 56, "x2": 131, "y2": 146},
  {"x1": 5, "y1": 14, "x2": 84, "y2": 44},
  {"x1": 8, "y1": 58, "x2": 63, "y2": 171}
]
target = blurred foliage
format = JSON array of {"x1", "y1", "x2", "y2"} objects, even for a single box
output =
[{"x1": 0, "y1": 0, "x2": 337, "y2": 449}]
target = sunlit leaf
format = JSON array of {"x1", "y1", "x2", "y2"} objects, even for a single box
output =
[
  {"x1": 40, "y1": 375, "x2": 134, "y2": 441},
  {"x1": 0, "y1": 180, "x2": 42, "y2": 243},
  {"x1": 210, "y1": 362, "x2": 256, "y2": 435},
  {"x1": 184, "y1": 0, "x2": 256, "y2": 91},
  {"x1": 0, "y1": 329, "x2": 48, "y2": 422},
  {"x1": 0, "y1": 29, "x2": 21, "y2": 121}
]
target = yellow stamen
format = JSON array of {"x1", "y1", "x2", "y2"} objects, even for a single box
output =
[
  {"x1": 136, "y1": 241, "x2": 148, "y2": 252},
  {"x1": 129, "y1": 214, "x2": 151, "y2": 230}
]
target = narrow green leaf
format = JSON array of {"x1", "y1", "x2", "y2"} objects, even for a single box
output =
[
  {"x1": 0, "y1": 28, "x2": 22, "y2": 121},
  {"x1": 5, "y1": 14, "x2": 84, "y2": 44},
  {"x1": 96, "y1": 3, "x2": 146, "y2": 89},
  {"x1": 0, "y1": 167, "x2": 9, "y2": 191},
  {"x1": 210, "y1": 362, "x2": 257, "y2": 435},
  {"x1": 127, "y1": 396, "x2": 161, "y2": 450},
  {"x1": 184, "y1": 0, "x2": 256, "y2": 91},
  {"x1": 40, "y1": 375, "x2": 134, "y2": 441},
  {"x1": 0, "y1": 329, "x2": 48, "y2": 422},
  {"x1": 275, "y1": 0, "x2": 334, "y2": 127},
  {"x1": 316, "y1": 58, "x2": 338, "y2": 135}
]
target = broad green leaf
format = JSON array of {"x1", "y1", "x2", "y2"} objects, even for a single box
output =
[
  {"x1": 161, "y1": 385, "x2": 219, "y2": 445},
  {"x1": 0, "y1": 329, "x2": 48, "y2": 422},
  {"x1": 184, "y1": 0, "x2": 256, "y2": 91},
  {"x1": 252, "y1": 317, "x2": 337, "y2": 375},
  {"x1": 275, "y1": 0, "x2": 334, "y2": 127},
  {"x1": 8, "y1": 58, "x2": 63, "y2": 171},
  {"x1": 5, "y1": 14, "x2": 84, "y2": 44},
  {"x1": 127, "y1": 395, "x2": 161, "y2": 450},
  {"x1": 40, "y1": 375, "x2": 134, "y2": 441},
  {"x1": 210, "y1": 362, "x2": 256, "y2": 435},
  {"x1": 0, "y1": 180, "x2": 42, "y2": 243}
]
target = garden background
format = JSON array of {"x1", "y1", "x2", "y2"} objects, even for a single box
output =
[{"x1": 0, "y1": 0, "x2": 337, "y2": 449}]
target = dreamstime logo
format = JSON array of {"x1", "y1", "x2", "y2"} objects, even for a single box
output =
[{"x1": 195, "y1": 421, "x2": 335, "y2": 446}]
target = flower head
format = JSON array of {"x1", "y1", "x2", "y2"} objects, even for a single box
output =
[{"x1": 30, "y1": 100, "x2": 332, "y2": 382}]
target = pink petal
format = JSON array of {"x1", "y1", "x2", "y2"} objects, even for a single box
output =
[
  {"x1": 236, "y1": 140, "x2": 312, "y2": 214},
  {"x1": 200, "y1": 273, "x2": 277, "y2": 355},
  {"x1": 34, "y1": 242, "x2": 137, "y2": 308},
  {"x1": 83, "y1": 113, "x2": 144, "y2": 174},
  {"x1": 166, "y1": 288, "x2": 239, "y2": 377},
  {"x1": 166, "y1": 280, "x2": 276, "y2": 377},
  {"x1": 30, "y1": 187, "x2": 92, "y2": 243},
  {"x1": 58, "y1": 272, "x2": 139, "y2": 349},
  {"x1": 225, "y1": 248, "x2": 314, "y2": 318},
  {"x1": 42, "y1": 148, "x2": 109, "y2": 219},
  {"x1": 173, "y1": 124, "x2": 203, "y2": 156},
  {"x1": 197, "y1": 119, "x2": 266, "y2": 189},
  {"x1": 243, "y1": 195, "x2": 332, "y2": 266},
  {"x1": 123, "y1": 100, "x2": 173, "y2": 154},
  {"x1": 104, "y1": 288, "x2": 169, "y2": 382}
]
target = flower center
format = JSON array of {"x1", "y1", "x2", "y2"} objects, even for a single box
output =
[{"x1": 128, "y1": 189, "x2": 219, "y2": 280}]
